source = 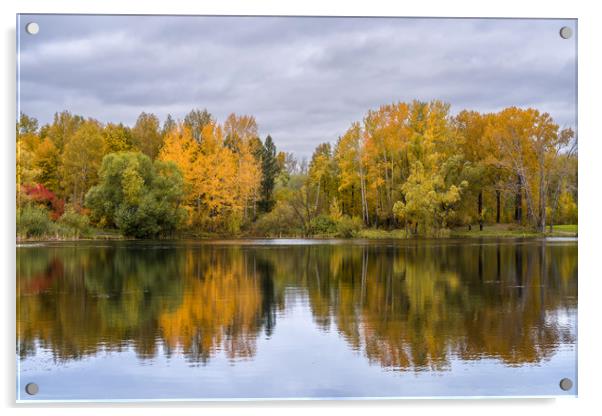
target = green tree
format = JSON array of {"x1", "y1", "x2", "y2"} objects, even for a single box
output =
[
  {"x1": 259, "y1": 135, "x2": 279, "y2": 212},
  {"x1": 85, "y1": 152, "x2": 186, "y2": 238}
]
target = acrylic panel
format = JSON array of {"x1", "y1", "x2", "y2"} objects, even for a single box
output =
[{"x1": 16, "y1": 15, "x2": 578, "y2": 402}]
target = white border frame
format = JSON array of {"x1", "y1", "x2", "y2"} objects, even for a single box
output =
[{"x1": 3, "y1": 1, "x2": 600, "y2": 415}]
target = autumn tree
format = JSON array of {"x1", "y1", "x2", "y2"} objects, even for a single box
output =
[
  {"x1": 334, "y1": 123, "x2": 365, "y2": 222},
  {"x1": 485, "y1": 107, "x2": 574, "y2": 231},
  {"x1": 162, "y1": 114, "x2": 177, "y2": 137},
  {"x1": 222, "y1": 114, "x2": 263, "y2": 220},
  {"x1": 159, "y1": 126, "x2": 199, "y2": 218},
  {"x1": 548, "y1": 140, "x2": 577, "y2": 230},
  {"x1": 33, "y1": 138, "x2": 61, "y2": 193},
  {"x1": 160, "y1": 122, "x2": 244, "y2": 232},
  {"x1": 16, "y1": 114, "x2": 41, "y2": 190},
  {"x1": 454, "y1": 110, "x2": 499, "y2": 230},
  {"x1": 308, "y1": 143, "x2": 337, "y2": 214},
  {"x1": 223, "y1": 113, "x2": 258, "y2": 152},
  {"x1": 103, "y1": 123, "x2": 132, "y2": 153},
  {"x1": 131, "y1": 112, "x2": 162, "y2": 159},
  {"x1": 61, "y1": 119, "x2": 105, "y2": 206},
  {"x1": 184, "y1": 108, "x2": 212, "y2": 143},
  {"x1": 393, "y1": 161, "x2": 466, "y2": 235},
  {"x1": 17, "y1": 112, "x2": 38, "y2": 135},
  {"x1": 42, "y1": 111, "x2": 84, "y2": 152},
  {"x1": 195, "y1": 122, "x2": 240, "y2": 231},
  {"x1": 362, "y1": 102, "x2": 412, "y2": 225}
]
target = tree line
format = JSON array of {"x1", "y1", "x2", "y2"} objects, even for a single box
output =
[{"x1": 16, "y1": 101, "x2": 577, "y2": 239}]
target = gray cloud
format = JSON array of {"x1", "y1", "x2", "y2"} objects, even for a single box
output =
[{"x1": 17, "y1": 15, "x2": 577, "y2": 157}]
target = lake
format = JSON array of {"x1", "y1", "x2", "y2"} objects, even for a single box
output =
[{"x1": 16, "y1": 238, "x2": 577, "y2": 401}]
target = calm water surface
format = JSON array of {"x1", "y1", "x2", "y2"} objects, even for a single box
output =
[{"x1": 17, "y1": 239, "x2": 577, "y2": 401}]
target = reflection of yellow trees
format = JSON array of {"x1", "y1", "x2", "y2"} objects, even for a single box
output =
[
  {"x1": 17, "y1": 245, "x2": 271, "y2": 363},
  {"x1": 159, "y1": 250, "x2": 264, "y2": 362},
  {"x1": 18, "y1": 242, "x2": 577, "y2": 372},
  {"x1": 268, "y1": 243, "x2": 577, "y2": 371}
]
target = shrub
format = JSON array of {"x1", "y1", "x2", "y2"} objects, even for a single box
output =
[
  {"x1": 335, "y1": 216, "x2": 363, "y2": 238},
  {"x1": 17, "y1": 205, "x2": 53, "y2": 238},
  {"x1": 20, "y1": 183, "x2": 65, "y2": 219},
  {"x1": 57, "y1": 207, "x2": 91, "y2": 238},
  {"x1": 310, "y1": 215, "x2": 337, "y2": 235},
  {"x1": 252, "y1": 203, "x2": 301, "y2": 237}
]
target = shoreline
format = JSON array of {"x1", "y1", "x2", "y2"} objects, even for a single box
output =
[{"x1": 16, "y1": 228, "x2": 578, "y2": 244}]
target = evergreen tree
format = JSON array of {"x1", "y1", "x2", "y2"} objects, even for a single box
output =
[{"x1": 259, "y1": 135, "x2": 279, "y2": 212}]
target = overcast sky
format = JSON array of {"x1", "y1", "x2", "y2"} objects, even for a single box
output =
[{"x1": 17, "y1": 15, "x2": 577, "y2": 157}]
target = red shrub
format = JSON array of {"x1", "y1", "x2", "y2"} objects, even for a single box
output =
[{"x1": 21, "y1": 183, "x2": 65, "y2": 220}]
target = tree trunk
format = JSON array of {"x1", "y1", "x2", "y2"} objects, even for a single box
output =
[
  {"x1": 350, "y1": 184, "x2": 355, "y2": 217},
  {"x1": 359, "y1": 164, "x2": 369, "y2": 226},
  {"x1": 514, "y1": 175, "x2": 522, "y2": 223},
  {"x1": 314, "y1": 179, "x2": 321, "y2": 212},
  {"x1": 496, "y1": 190, "x2": 501, "y2": 223},
  {"x1": 478, "y1": 190, "x2": 484, "y2": 231},
  {"x1": 538, "y1": 153, "x2": 546, "y2": 232}
]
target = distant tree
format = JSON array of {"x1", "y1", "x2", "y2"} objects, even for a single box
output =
[
  {"x1": 61, "y1": 119, "x2": 105, "y2": 206},
  {"x1": 85, "y1": 152, "x2": 186, "y2": 238},
  {"x1": 259, "y1": 135, "x2": 279, "y2": 212},
  {"x1": 16, "y1": 116, "x2": 42, "y2": 191},
  {"x1": 33, "y1": 138, "x2": 61, "y2": 193},
  {"x1": 183, "y1": 108, "x2": 212, "y2": 143},
  {"x1": 103, "y1": 123, "x2": 132, "y2": 153},
  {"x1": 248, "y1": 136, "x2": 264, "y2": 162},
  {"x1": 162, "y1": 114, "x2": 177, "y2": 137},
  {"x1": 223, "y1": 113, "x2": 258, "y2": 152},
  {"x1": 334, "y1": 123, "x2": 367, "y2": 222},
  {"x1": 308, "y1": 143, "x2": 336, "y2": 213},
  {"x1": 17, "y1": 112, "x2": 38, "y2": 136},
  {"x1": 44, "y1": 111, "x2": 84, "y2": 151},
  {"x1": 131, "y1": 112, "x2": 162, "y2": 159}
]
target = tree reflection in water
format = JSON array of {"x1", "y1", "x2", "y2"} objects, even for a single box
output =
[{"x1": 17, "y1": 240, "x2": 577, "y2": 371}]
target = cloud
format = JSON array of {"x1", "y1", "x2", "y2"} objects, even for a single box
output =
[{"x1": 18, "y1": 15, "x2": 577, "y2": 157}]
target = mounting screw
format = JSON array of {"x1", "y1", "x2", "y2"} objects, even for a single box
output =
[
  {"x1": 25, "y1": 22, "x2": 39, "y2": 35},
  {"x1": 559, "y1": 26, "x2": 572, "y2": 39},
  {"x1": 25, "y1": 382, "x2": 39, "y2": 395},
  {"x1": 559, "y1": 378, "x2": 573, "y2": 391}
]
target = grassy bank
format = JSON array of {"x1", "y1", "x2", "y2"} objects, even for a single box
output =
[
  {"x1": 16, "y1": 228, "x2": 126, "y2": 243},
  {"x1": 450, "y1": 223, "x2": 577, "y2": 238},
  {"x1": 17, "y1": 223, "x2": 577, "y2": 242}
]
